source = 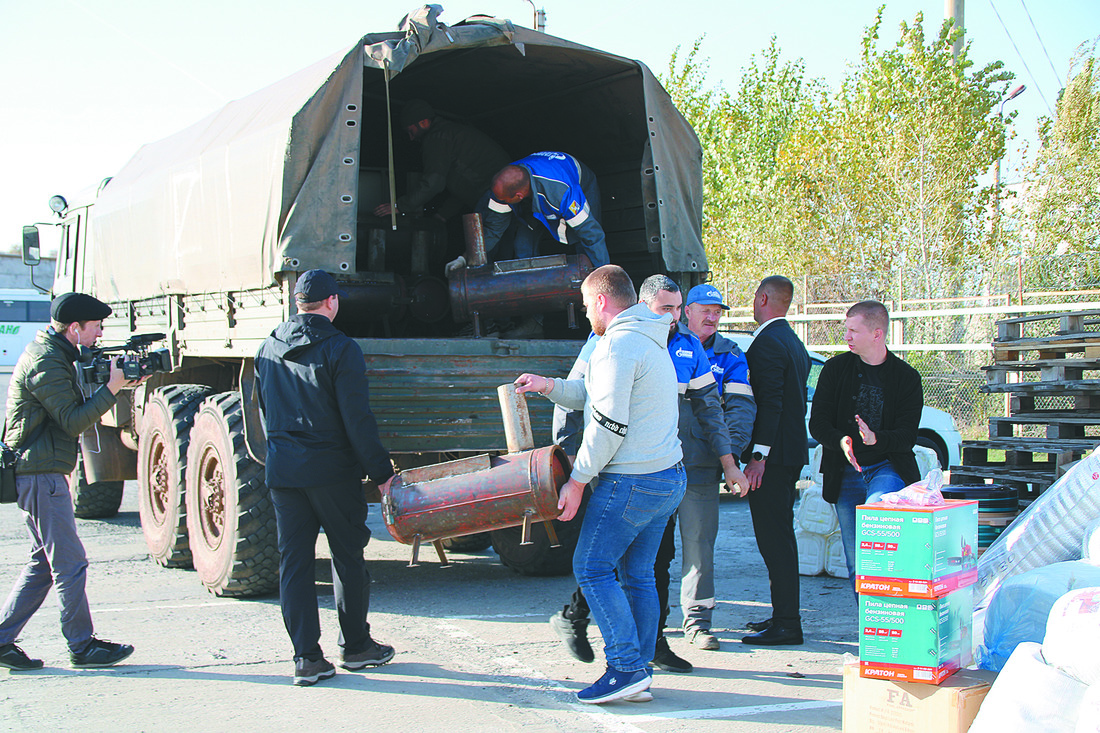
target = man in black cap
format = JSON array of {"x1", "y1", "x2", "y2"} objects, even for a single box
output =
[
  {"x1": 372, "y1": 99, "x2": 509, "y2": 228},
  {"x1": 255, "y1": 269, "x2": 398, "y2": 686},
  {"x1": 0, "y1": 292, "x2": 141, "y2": 671}
]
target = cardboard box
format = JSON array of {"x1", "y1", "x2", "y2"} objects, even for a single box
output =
[
  {"x1": 856, "y1": 500, "x2": 978, "y2": 598},
  {"x1": 842, "y1": 663, "x2": 996, "y2": 733},
  {"x1": 859, "y1": 590, "x2": 973, "y2": 684}
]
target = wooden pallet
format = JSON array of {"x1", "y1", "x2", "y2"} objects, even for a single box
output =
[{"x1": 960, "y1": 310, "x2": 1100, "y2": 497}]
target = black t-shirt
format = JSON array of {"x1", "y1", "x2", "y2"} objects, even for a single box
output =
[{"x1": 852, "y1": 360, "x2": 889, "y2": 466}]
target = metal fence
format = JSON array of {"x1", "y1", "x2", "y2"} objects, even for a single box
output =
[{"x1": 716, "y1": 258, "x2": 1099, "y2": 439}]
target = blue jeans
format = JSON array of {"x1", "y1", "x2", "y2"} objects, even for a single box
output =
[
  {"x1": 573, "y1": 463, "x2": 686, "y2": 673},
  {"x1": 836, "y1": 461, "x2": 905, "y2": 597}
]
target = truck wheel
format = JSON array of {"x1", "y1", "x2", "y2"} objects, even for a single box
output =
[
  {"x1": 491, "y1": 518, "x2": 582, "y2": 576},
  {"x1": 71, "y1": 456, "x2": 125, "y2": 519},
  {"x1": 185, "y1": 392, "x2": 279, "y2": 597},
  {"x1": 441, "y1": 533, "x2": 493, "y2": 553},
  {"x1": 138, "y1": 385, "x2": 213, "y2": 568}
]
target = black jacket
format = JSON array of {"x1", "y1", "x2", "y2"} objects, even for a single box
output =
[
  {"x1": 255, "y1": 314, "x2": 393, "y2": 489},
  {"x1": 809, "y1": 349, "x2": 922, "y2": 503},
  {"x1": 744, "y1": 319, "x2": 810, "y2": 468}
]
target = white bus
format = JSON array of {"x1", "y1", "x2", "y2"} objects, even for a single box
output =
[{"x1": 0, "y1": 289, "x2": 51, "y2": 369}]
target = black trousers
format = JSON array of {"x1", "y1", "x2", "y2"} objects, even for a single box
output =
[
  {"x1": 747, "y1": 463, "x2": 802, "y2": 627},
  {"x1": 269, "y1": 481, "x2": 374, "y2": 662},
  {"x1": 565, "y1": 513, "x2": 678, "y2": 641}
]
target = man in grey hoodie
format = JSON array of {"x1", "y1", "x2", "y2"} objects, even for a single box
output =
[{"x1": 515, "y1": 265, "x2": 685, "y2": 705}]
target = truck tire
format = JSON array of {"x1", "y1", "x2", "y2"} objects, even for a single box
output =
[
  {"x1": 441, "y1": 533, "x2": 493, "y2": 553},
  {"x1": 185, "y1": 392, "x2": 279, "y2": 597},
  {"x1": 491, "y1": 518, "x2": 582, "y2": 577},
  {"x1": 137, "y1": 385, "x2": 213, "y2": 568},
  {"x1": 71, "y1": 456, "x2": 125, "y2": 519}
]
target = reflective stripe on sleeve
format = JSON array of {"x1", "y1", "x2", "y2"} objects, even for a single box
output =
[
  {"x1": 687, "y1": 372, "x2": 715, "y2": 391},
  {"x1": 488, "y1": 198, "x2": 512, "y2": 213},
  {"x1": 725, "y1": 382, "x2": 754, "y2": 397}
]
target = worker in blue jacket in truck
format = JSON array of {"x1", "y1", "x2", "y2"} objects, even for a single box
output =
[{"x1": 478, "y1": 151, "x2": 610, "y2": 270}]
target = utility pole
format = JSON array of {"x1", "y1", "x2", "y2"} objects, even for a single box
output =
[
  {"x1": 945, "y1": 0, "x2": 964, "y2": 60},
  {"x1": 520, "y1": 0, "x2": 546, "y2": 32}
]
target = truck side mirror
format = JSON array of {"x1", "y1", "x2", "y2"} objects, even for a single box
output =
[{"x1": 22, "y1": 226, "x2": 41, "y2": 266}]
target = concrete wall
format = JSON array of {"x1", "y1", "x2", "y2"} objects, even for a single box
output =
[{"x1": 0, "y1": 252, "x2": 53, "y2": 290}]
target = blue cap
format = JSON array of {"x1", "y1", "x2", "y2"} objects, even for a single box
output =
[
  {"x1": 294, "y1": 269, "x2": 348, "y2": 303},
  {"x1": 685, "y1": 284, "x2": 729, "y2": 310}
]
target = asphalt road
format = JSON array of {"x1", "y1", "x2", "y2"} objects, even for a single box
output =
[{"x1": 0, "y1": 483, "x2": 856, "y2": 732}]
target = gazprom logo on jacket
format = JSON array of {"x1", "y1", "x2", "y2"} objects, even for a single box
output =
[
  {"x1": 711, "y1": 364, "x2": 725, "y2": 375},
  {"x1": 675, "y1": 347, "x2": 693, "y2": 359}
]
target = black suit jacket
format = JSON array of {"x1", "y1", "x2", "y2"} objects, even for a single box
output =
[{"x1": 745, "y1": 319, "x2": 811, "y2": 468}]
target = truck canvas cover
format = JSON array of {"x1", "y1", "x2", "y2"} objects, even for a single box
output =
[{"x1": 88, "y1": 5, "x2": 705, "y2": 302}]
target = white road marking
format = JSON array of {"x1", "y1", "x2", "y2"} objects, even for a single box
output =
[{"x1": 631, "y1": 698, "x2": 843, "y2": 721}]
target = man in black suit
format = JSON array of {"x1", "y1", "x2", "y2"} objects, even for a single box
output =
[{"x1": 741, "y1": 276, "x2": 811, "y2": 645}]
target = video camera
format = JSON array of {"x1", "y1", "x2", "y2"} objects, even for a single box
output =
[{"x1": 79, "y1": 332, "x2": 173, "y2": 385}]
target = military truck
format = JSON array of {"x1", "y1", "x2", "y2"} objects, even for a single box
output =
[{"x1": 21, "y1": 6, "x2": 708, "y2": 597}]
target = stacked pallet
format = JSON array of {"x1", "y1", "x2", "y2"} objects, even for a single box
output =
[{"x1": 949, "y1": 309, "x2": 1100, "y2": 502}]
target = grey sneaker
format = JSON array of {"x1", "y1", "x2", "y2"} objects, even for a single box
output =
[
  {"x1": 0, "y1": 643, "x2": 43, "y2": 670},
  {"x1": 687, "y1": 627, "x2": 720, "y2": 650},
  {"x1": 70, "y1": 638, "x2": 134, "y2": 668},
  {"x1": 294, "y1": 657, "x2": 336, "y2": 686},
  {"x1": 340, "y1": 641, "x2": 395, "y2": 670}
]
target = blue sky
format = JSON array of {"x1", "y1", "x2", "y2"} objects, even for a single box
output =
[{"x1": 2, "y1": 0, "x2": 1096, "y2": 252}]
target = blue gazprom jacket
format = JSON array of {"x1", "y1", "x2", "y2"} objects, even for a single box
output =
[
  {"x1": 553, "y1": 323, "x2": 731, "y2": 483},
  {"x1": 685, "y1": 332, "x2": 756, "y2": 482},
  {"x1": 484, "y1": 151, "x2": 610, "y2": 267}
]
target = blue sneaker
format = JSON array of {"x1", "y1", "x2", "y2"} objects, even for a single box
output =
[{"x1": 577, "y1": 666, "x2": 651, "y2": 704}]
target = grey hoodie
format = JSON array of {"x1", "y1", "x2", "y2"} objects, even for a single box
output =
[{"x1": 546, "y1": 303, "x2": 682, "y2": 484}]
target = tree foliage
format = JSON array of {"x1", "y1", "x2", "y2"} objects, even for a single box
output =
[
  {"x1": 663, "y1": 10, "x2": 1015, "y2": 304},
  {"x1": 1024, "y1": 40, "x2": 1100, "y2": 260}
]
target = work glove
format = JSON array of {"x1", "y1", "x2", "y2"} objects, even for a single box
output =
[{"x1": 444, "y1": 255, "x2": 467, "y2": 276}]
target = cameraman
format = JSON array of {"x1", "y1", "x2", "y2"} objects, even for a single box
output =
[{"x1": 0, "y1": 292, "x2": 142, "y2": 671}]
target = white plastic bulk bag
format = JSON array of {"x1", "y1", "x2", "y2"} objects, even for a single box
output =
[
  {"x1": 1044, "y1": 587, "x2": 1100, "y2": 686},
  {"x1": 969, "y1": 641, "x2": 1086, "y2": 733}
]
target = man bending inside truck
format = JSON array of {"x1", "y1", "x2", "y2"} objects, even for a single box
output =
[
  {"x1": 372, "y1": 99, "x2": 509, "y2": 225},
  {"x1": 452, "y1": 151, "x2": 611, "y2": 339}
]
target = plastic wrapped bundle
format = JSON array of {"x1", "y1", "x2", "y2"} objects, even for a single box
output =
[
  {"x1": 824, "y1": 531, "x2": 848, "y2": 578},
  {"x1": 969, "y1": 641, "x2": 1087, "y2": 733},
  {"x1": 795, "y1": 528, "x2": 826, "y2": 576},
  {"x1": 1044, "y1": 587, "x2": 1100, "y2": 686},
  {"x1": 795, "y1": 482, "x2": 839, "y2": 535},
  {"x1": 974, "y1": 448, "x2": 1100, "y2": 641},
  {"x1": 977, "y1": 561, "x2": 1100, "y2": 671}
]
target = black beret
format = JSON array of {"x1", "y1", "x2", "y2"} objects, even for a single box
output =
[{"x1": 50, "y1": 292, "x2": 112, "y2": 324}]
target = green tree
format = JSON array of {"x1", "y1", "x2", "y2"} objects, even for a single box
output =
[
  {"x1": 780, "y1": 10, "x2": 1012, "y2": 301},
  {"x1": 662, "y1": 37, "x2": 816, "y2": 298},
  {"x1": 1024, "y1": 41, "x2": 1100, "y2": 264}
]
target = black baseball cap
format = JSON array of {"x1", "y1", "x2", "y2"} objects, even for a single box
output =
[
  {"x1": 50, "y1": 292, "x2": 112, "y2": 323},
  {"x1": 294, "y1": 270, "x2": 348, "y2": 303}
]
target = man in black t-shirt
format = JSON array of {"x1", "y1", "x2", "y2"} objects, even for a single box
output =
[{"x1": 808, "y1": 300, "x2": 923, "y2": 598}]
